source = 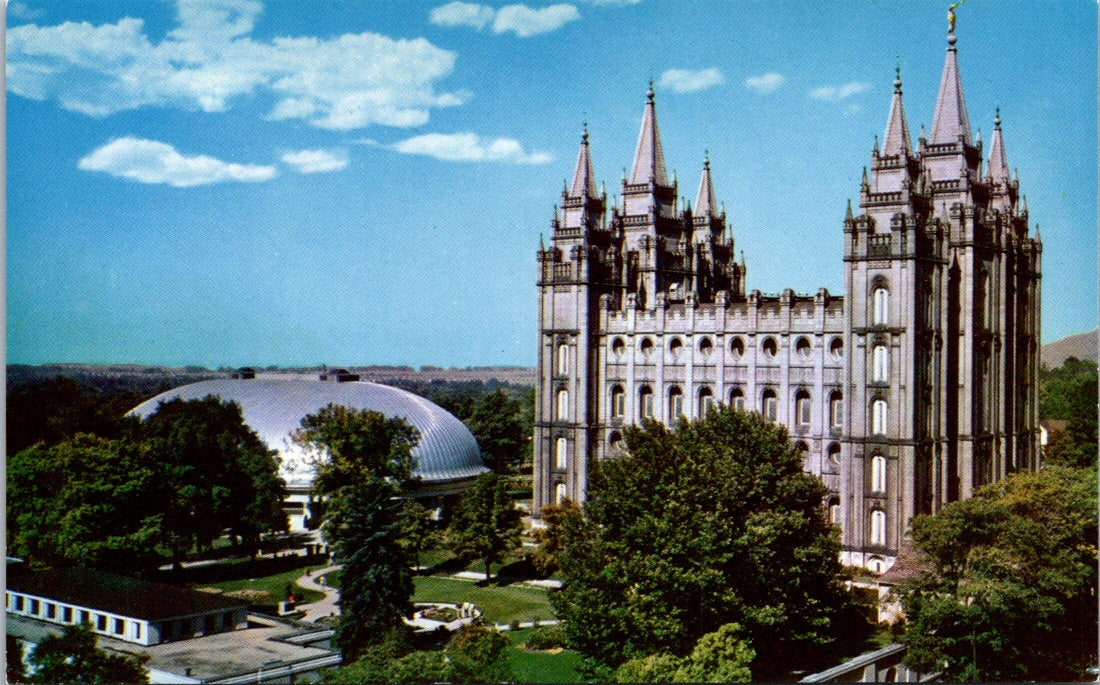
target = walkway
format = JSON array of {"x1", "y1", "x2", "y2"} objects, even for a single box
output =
[{"x1": 294, "y1": 565, "x2": 341, "y2": 622}]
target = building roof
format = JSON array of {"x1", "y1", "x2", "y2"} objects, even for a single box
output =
[
  {"x1": 876, "y1": 540, "x2": 930, "y2": 586},
  {"x1": 129, "y1": 376, "x2": 487, "y2": 489},
  {"x1": 6, "y1": 567, "x2": 248, "y2": 621}
]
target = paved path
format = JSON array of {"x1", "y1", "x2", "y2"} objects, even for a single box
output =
[{"x1": 294, "y1": 565, "x2": 341, "y2": 622}]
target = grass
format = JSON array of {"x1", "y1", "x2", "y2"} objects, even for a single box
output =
[
  {"x1": 412, "y1": 576, "x2": 556, "y2": 625},
  {"x1": 198, "y1": 565, "x2": 325, "y2": 604},
  {"x1": 506, "y1": 628, "x2": 585, "y2": 683}
]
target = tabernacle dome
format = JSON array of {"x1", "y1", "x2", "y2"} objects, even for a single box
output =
[{"x1": 130, "y1": 370, "x2": 488, "y2": 530}]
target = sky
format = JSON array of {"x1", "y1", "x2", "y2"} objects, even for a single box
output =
[{"x1": 5, "y1": 0, "x2": 1097, "y2": 368}]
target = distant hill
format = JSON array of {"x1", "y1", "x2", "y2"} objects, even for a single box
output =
[{"x1": 1042, "y1": 330, "x2": 1098, "y2": 368}]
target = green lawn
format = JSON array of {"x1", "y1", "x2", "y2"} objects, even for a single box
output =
[
  {"x1": 198, "y1": 565, "x2": 325, "y2": 604},
  {"x1": 507, "y1": 628, "x2": 585, "y2": 683},
  {"x1": 412, "y1": 576, "x2": 556, "y2": 625}
]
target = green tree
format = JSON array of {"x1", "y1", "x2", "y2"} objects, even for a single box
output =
[
  {"x1": 398, "y1": 499, "x2": 437, "y2": 572},
  {"x1": 613, "y1": 623, "x2": 755, "y2": 684},
  {"x1": 5, "y1": 377, "x2": 143, "y2": 455},
  {"x1": 530, "y1": 497, "x2": 581, "y2": 576},
  {"x1": 1040, "y1": 357, "x2": 1097, "y2": 468},
  {"x1": 141, "y1": 396, "x2": 287, "y2": 564},
  {"x1": 294, "y1": 405, "x2": 419, "y2": 663},
  {"x1": 25, "y1": 623, "x2": 148, "y2": 684},
  {"x1": 7, "y1": 435, "x2": 165, "y2": 572},
  {"x1": 553, "y1": 407, "x2": 855, "y2": 680},
  {"x1": 899, "y1": 466, "x2": 1098, "y2": 681},
  {"x1": 464, "y1": 389, "x2": 527, "y2": 472},
  {"x1": 450, "y1": 473, "x2": 523, "y2": 580}
]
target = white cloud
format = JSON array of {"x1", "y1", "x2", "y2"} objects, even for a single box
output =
[
  {"x1": 430, "y1": 1, "x2": 496, "y2": 29},
  {"x1": 8, "y1": 2, "x2": 46, "y2": 20},
  {"x1": 809, "y1": 81, "x2": 872, "y2": 101},
  {"x1": 431, "y1": 3, "x2": 580, "y2": 37},
  {"x1": 584, "y1": 0, "x2": 639, "y2": 5},
  {"x1": 78, "y1": 137, "x2": 276, "y2": 187},
  {"x1": 390, "y1": 132, "x2": 552, "y2": 164},
  {"x1": 7, "y1": 0, "x2": 463, "y2": 130},
  {"x1": 659, "y1": 68, "x2": 724, "y2": 94},
  {"x1": 493, "y1": 4, "x2": 581, "y2": 37},
  {"x1": 743, "y1": 72, "x2": 786, "y2": 94},
  {"x1": 281, "y1": 149, "x2": 349, "y2": 173}
]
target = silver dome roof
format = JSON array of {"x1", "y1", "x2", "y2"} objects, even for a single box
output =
[{"x1": 130, "y1": 376, "x2": 487, "y2": 489}]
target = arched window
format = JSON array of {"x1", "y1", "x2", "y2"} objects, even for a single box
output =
[
  {"x1": 827, "y1": 496, "x2": 840, "y2": 524},
  {"x1": 611, "y1": 337, "x2": 626, "y2": 357},
  {"x1": 669, "y1": 337, "x2": 683, "y2": 359},
  {"x1": 762, "y1": 389, "x2": 778, "y2": 421},
  {"x1": 640, "y1": 337, "x2": 654, "y2": 358},
  {"x1": 699, "y1": 337, "x2": 713, "y2": 358},
  {"x1": 608, "y1": 431, "x2": 622, "y2": 452},
  {"x1": 556, "y1": 389, "x2": 569, "y2": 420},
  {"x1": 795, "y1": 441, "x2": 810, "y2": 460},
  {"x1": 872, "y1": 399, "x2": 888, "y2": 435},
  {"x1": 668, "y1": 386, "x2": 684, "y2": 421},
  {"x1": 827, "y1": 442, "x2": 841, "y2": 466},
  {"x1": 872, "y1": 345, "x2": 889, "y2": 382},
  {"x1": 555, "y1": 482, "x2": 568, "y2": 505},
  {"x1": 830, "y1": 337, "x2": 844, "y2": 359},
  {"x1": 870, "y1": 509, "x2": 887, "y2": 546},
  {"x1": 639, "y1": 386, "x2": 654, "y2": 420},
  {"x1": 795, "y1": 390, "x2": 812, "y2": 427},
  {"x1": 829, "y1": 391, "x2": 844, "y2": 428},
  {"x1": 867, "y1": 556, "x2": 886, "y2": 574},
  {"x1": 698, "y1": 388, "x2": 715, "y2": 416},
  {"x1": 871, "y1": 454, "x2": 887, "y2": 493},
  {"x1": 730, "y1": 337, "x2": 745, "y2": 357},
  {"x1": 796, "y1": 337, "x2": 812, "y2": 358},
  {"x1": 872, "y1": 287, "x2": 889, "y2": 325},
  {"x1": 610, "y1": 385, "x2": 625, "y2": 418},
  {"x1": 555, "y1": 437, "x2": 567, "y2": 469},
  {"x1": 729, "y1": 387, "x2": 745, "y2": 411},
  {"x1": 557, "y1": 343, "x2": 570, "y2": 374},
  {"x1": 762, "y1": 336, "x2": 778, "y2": 358}
]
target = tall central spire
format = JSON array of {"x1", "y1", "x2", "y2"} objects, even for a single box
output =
[
  {"x1": 929, "y1": 31, "x2": 972, "y2": 145},
  {"x1": 987, "y1": 108, "x2": 1009, "y2": 184},
  {"x1": 570, "y1": 124, "x2": 599, "y2": 199},
  {"x1": 882, "y1": 66, "x2": 911, "y2": 156},
  {"x1": 629, "y1": 83, "x2": 670, "y2": 186}
]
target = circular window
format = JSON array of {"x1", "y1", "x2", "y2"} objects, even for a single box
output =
[
  {"x1": 762, "y1": 337, "x2": 778, "y2": 357},
  {"x1": 827, "y1": 442, "x2": 841, "y2": 465},
  {"x1": 830, "y1": 337, "x2": 844, "y2": 358},
  {"x1": 611, "y1": 337, "x2": 626, "y2": 356},
  {"x1": 699, "y1": 337, "x2": 713, "y2": 357},
  {"x1": 796, "y1": 337, "x2": 812, "y2": 358},
  {"x1": 730, "y1": 337, "x2": 745, "y2": 357},
  {"x1": 640, "y1": 337, "x2": 654, "y2": 357}
]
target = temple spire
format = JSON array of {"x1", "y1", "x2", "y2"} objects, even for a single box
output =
[
  {"x1": 629, "y1": 82, "x2": 670, "y2": 186},
  {"x1": 569, "y1": 123, "x2": 599, "y2": 199},
  {"x1": 929, "y1": 22, "x2": 972, "y2": 145},
  {"x1": 881, "y1": 65, "x2": 912, "y2": 156},
  {"x1": 987, "y1": 107, "x2": 1010, "y2": 184},
  {"x1": 694, "y1": 153, "x2": 718, "y2": 217}
]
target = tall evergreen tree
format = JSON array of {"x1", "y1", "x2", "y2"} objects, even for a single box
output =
[
  {"x1": 293, "y1": 404, "x2": 419, "y2": 663},
  {"x1": 450, "y1": 472, "x2": 522, "y2": 580}
]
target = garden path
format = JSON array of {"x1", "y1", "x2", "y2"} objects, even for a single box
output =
[{"x1": 294, "y1": 564, "x2": 341, "y2": 622}]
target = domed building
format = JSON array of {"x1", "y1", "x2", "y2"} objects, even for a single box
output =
[{"x1": 130, "y1": 369, "x2": 488, "y2": 530}]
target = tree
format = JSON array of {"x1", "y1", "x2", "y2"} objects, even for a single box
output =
[
  {"x1": 5, "y1": 377, "x2": 143, "y2": 455},
  {"x1": 1040, "y1": 357, "x2": 1098, "y2": 468},
  {"x1": 7, "y1": 435, "x2": 166, "y2": 572},
  {"x1": 552, "y1": 407, "x2": 855, "y2": 680},
  {"x1": 141, "y1": 396, "x2": 287, "y2": 564},
  {"x1": 25, "y1": 623, "x2": 148, "y2": 684},
  {"x1": 293, "y1": 405, "x2": 420, "y2": 663},
  {"x1": 530, "y1": 497, "x2": 581, "y2": 576},
  {"x1": 450, "y1": 473, "x2": 523, "y2": 580},
  {"x1": 898, "y1": 466, "x2": 1098, "y2": 681},
  {"x1": 398, "y1": 499, "x2": 437, "y2": 572},
  {"x1": 613, "y1": 623, "x2": 755, "y2": 684},
  {"x1": 464, "y1": 389, "x2": 527, "y2": 472}
]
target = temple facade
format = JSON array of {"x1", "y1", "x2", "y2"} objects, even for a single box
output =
[{"x1": 533, "y1": 24, "x2": 1042, "y2": 571}]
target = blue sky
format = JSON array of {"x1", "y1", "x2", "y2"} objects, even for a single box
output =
[{"x1": 6, "y1": 0, "x2": 1097, "y2": 368}]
